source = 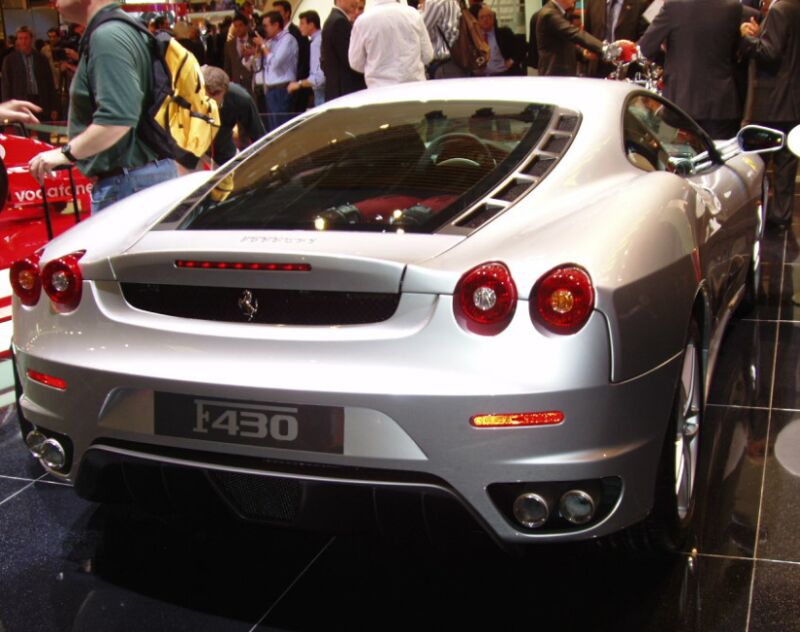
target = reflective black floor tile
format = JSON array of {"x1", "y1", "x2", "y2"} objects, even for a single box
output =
[
  {"x1": 0, "y1": 481, "x2": 329, "y2": 632},
  {"x1": 761, "y1": 230, "x2": 788, "y2": 266},
  {"x1": 257, "y1": 536, "x2": 750, "y2": 632},
  {"x1": 696, "y1": 406, "x2": 768, "y2": 557},
  {"x1": 0, "y1": 476, "x2": 32, "y2": 505},
  {"x1": 0, "y1": 408, "x2": 46, "y2": 479},
  {"x1": 749, "y1": 561, "x2": 800, "y2": 631},
  {"x1": 708, "y1": 320, "x2": 776, "y2": 408},
  {"x1": 753, "y1": 410, "x2": 800, "y2": 563},
  {"x1": 778, "y1": 264, "x2": 800, "y2": 321},
  {"x1": 761, "y1": 227, "x2": 797, "y2": 264},
  {"x1": 770, "y1": 323, "x2": 800, "y2": 410},
  {"x1": 777, "y1": 223, "x2": 800, "y2": 265},
  {"x1": 744, "y1": 261, "x2": 782, "y2": 321}
]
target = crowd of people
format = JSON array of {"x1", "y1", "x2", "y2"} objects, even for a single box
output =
[{"x1": 0, "y1": 0, "x2": 797, "y2": 221}]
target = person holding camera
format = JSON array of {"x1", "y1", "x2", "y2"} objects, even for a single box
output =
[
  {"x1": 224, "y1": 13, "x2": 255, "y2": 99},
  {"x1": 249, "y1": 11, "x2": 298, "y2": 131}
]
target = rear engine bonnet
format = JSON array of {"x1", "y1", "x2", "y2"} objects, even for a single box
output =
[{"x1": 109, "y1": 230, "x2": 466, "y2": 293}]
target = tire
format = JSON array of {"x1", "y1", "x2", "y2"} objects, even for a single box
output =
[{"x1": 616, "y1": 320, "x2": 704, "y2": 555}]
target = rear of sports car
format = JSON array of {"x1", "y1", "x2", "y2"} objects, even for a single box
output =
[{"x1": 10, "y1": 88, "x2": 683, "y2": 546}]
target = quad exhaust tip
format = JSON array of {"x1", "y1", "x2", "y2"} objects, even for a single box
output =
[
  {"x1": 25, "y1": 430, "x2": 47, "y2": 457},
  {"x1": 25, "y1": 431, "x2": 66, "y2": 471},
  {"x1": 512, "y1": 492, "x2": 550, "y2": 529},
  {"x1": 559, "y1": 489, "x2": 597, "y2": 525}
]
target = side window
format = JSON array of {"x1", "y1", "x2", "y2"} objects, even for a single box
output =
[{"x1": 624, "y1": 95, "x2": 713, "y2": 174}]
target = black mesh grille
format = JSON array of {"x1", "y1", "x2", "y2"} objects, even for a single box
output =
[
  {"x1": 521, "y1": 156, "x2": 556, "y2": 178},
  {"x1": 494, "y1": 180, "x2": 534, "y2": 202},
  {"x1": 542, "y1": 135, "x2": 569, "y2": 154},
  {"x1": 120, "y1": 283, "x2": 400, "y2": 325},
  {"x1": 209, "y1": 471, "x2": 302, "y2": 522},
  {"x1": 556, "y1": 115, "x2": 579, "y2": 132},
  {"x1": 455, "y1": 203, "x2": 504, "y2": 229}
]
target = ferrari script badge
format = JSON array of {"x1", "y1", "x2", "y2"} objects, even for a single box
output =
[{"x1": 238, "y1": 290, "x2": 259, "y2": 321}]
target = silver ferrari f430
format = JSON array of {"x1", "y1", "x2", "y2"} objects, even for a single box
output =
[{"x1": 10, "y1": 78, "x2": 786, "y2": 551}]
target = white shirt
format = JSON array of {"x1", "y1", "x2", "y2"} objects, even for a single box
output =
[{"x1": 348, "y1": 0, "x2": 434, "y2": 88}]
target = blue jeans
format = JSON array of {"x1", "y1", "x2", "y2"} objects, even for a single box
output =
[
  {"x1": 266, "y1": 86, "x2": 294, "y2": 132},
  {"x1": 91, "y1": 159, "x2": 178, "y2": 212}
]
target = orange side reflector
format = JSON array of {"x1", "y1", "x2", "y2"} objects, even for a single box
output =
[
  {"x1": 470, "y1": 411, "x2": 565, "y2": 428},
  {"x1": 27, "y1": 369, "x2": 68, "y2": 390}
]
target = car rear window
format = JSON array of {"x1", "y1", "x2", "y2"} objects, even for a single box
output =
[{"x1": 168, "y1": 101, "x2": 555, "y2": 233}]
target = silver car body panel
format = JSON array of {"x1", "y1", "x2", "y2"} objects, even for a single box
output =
[{"x1": 12, "y1": 78, "x2": 766, "y2": 543}]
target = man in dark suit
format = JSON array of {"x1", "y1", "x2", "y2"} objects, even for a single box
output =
[
  {"x1": 527, "y1": 8, "x2": 542, "y2": 72},
  {"x1": 584, "y1": 0, "x2": 648, "y2": 77},
  {"x1": 740, "y1": 0, "x2": 800, "y2": 228},
  {"x1": 1, "y1": 26, "x2": 57, "y2": 121},
  {"x1": 322, "y1": 0, "x2": 366, "y2": 101},
  {"x1": 224, "y1": 14, "x2": 254, "y2": 96},
  {"x1": 536, "y1": 0, "x2": 605, "y2": 76},
  {"x1": 476, "y1": 6, "x2": 525, "y2": 75},
  {"x1": 638, "y1": 0, "x2": 742, "y2": 140}
]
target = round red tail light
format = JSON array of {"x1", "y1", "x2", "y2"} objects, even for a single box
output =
[
  {"x1": 454, "y1": 262, "x2": 517, "y2": 335},
  {"x1": 10, "y1": 254, "x2": 42, "y2": 306},
  {"x1": 531, "y1": 265, "x2": 595, "y2": 334},
  {"x1": 42, "y1": 251, "x2": 85, "y2": 313}
]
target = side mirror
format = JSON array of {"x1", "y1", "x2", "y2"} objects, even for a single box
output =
[
  {"x1": 737, "y1": 125, "x2": 785, "y2": 154},
  {"x1": 788, "y1": 125, "x2": 800, "y2": 157}
]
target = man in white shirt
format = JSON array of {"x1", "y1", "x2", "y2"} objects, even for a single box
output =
[
  {"x1": 348, "y1": 0, "x2": 434, "y2": 88},
  {"x1": 252, "y1": 11, "x2": 299, "y2": 130},
  {"x1": 288, "y1": 10, "x2": 326, "y2": 107},
  {"x1": 422, "y1": 0, "x2": 466, "y2": 78}
]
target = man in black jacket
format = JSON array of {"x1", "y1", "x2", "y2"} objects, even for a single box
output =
[
  {"x1": 740, "y1": 0, "x2": 800, "y2": 228},
  {"x1": 322, "y1": 0, "x2": 365, "y2": 101},
  {"x1": 476, "y1": 6, "x2": 525, "y2": 75},
  {"x1": 638, "y1": 0, "x2": 742, "y2": 139},
  {"x1": 584, "y1": 0, "x2": 648, "y2": 77},
  {"x1": 202, "y1": 66, "x2": 265, "y2": 166},
  {"x1": 537, "y1": 0, "x2": 605, "y2": 76},
  {"x1": 1, "y1": 27, "x2": 57, "y2": 121}
]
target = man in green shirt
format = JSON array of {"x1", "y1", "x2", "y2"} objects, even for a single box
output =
[{"x1": 28, "y1": 0, "x2": 177, "y2": 211}]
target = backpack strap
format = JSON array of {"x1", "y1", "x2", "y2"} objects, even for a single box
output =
[{"x1": 79, "y1": 10, "x2": 154, "y2": 58}]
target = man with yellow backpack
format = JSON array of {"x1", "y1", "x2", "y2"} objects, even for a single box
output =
[{"x1": 28, "y1": 1, "x2": 220, "y2": 212}]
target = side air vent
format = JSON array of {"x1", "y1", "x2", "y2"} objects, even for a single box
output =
[
  {"x1": 494, "y1": 179, "x2": 536, "y2": 202},
  {"x1": 521, "y1": 156, "x2": 557, "y2": 178},
  {"x1": 542, "y1": 134, "x2": 570, "y2": 154},
  {"x1": 448, "y1": 107, "x2": 581, "y2": 232},
  {"x1": 456, "y1": 203, "x2": 506, "y2": 229},
  {"x1": 556, "y1": 115, "x2": 579, "y2": 132}
]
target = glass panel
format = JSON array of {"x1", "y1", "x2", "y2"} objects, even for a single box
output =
[
  {"x1": 173, "y1": 101, "x2": 555, "y2": 234},
  {"x1": 624, "y1": 95, "x2": 712, "y2": 172}
]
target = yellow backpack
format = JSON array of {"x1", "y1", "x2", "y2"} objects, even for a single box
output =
[{"x1": 82, "y1": 12, "x2": 220, "y2": 166}]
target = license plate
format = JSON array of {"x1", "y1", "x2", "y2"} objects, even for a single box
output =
[{"x1": 154, "y1": 392, "x2": 344, "y2": 453}]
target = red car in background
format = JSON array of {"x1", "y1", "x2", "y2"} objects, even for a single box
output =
[{"x1": 0, "y1": 128, "x2": 92, "y2": 357}]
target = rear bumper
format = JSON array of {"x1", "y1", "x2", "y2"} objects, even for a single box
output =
[
  {"x1": 14, "y1": 347, "x2": 680, "y2": 544},
  {"x1": 12, "y1": 282, "x2": 682, "y2": 544}
]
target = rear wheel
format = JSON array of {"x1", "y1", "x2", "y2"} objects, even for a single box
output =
[{"x1": 618, "y1": 320, "x2": 704, "y2": 554}]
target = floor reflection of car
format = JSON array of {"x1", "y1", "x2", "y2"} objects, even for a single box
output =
[{"x1": 9, "y1": 78, "x2": 787, "y2": 553}]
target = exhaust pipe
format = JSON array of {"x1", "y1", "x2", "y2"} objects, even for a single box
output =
[
  {"x1": 512, "y1": 492, "x2": 550, "y2": 529},
  {"x1": 25, "y1": 430, "x2": 47, "y2": 458},
  {"x1": 559, "y1": 489, "x2": 597, "y2": 525},
  {"x1": 25, "y1": 431, "x2": 66, "y2": 471},
  {"x1": 40, "y1": 439, "x2": 66, "y2": 470}
]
